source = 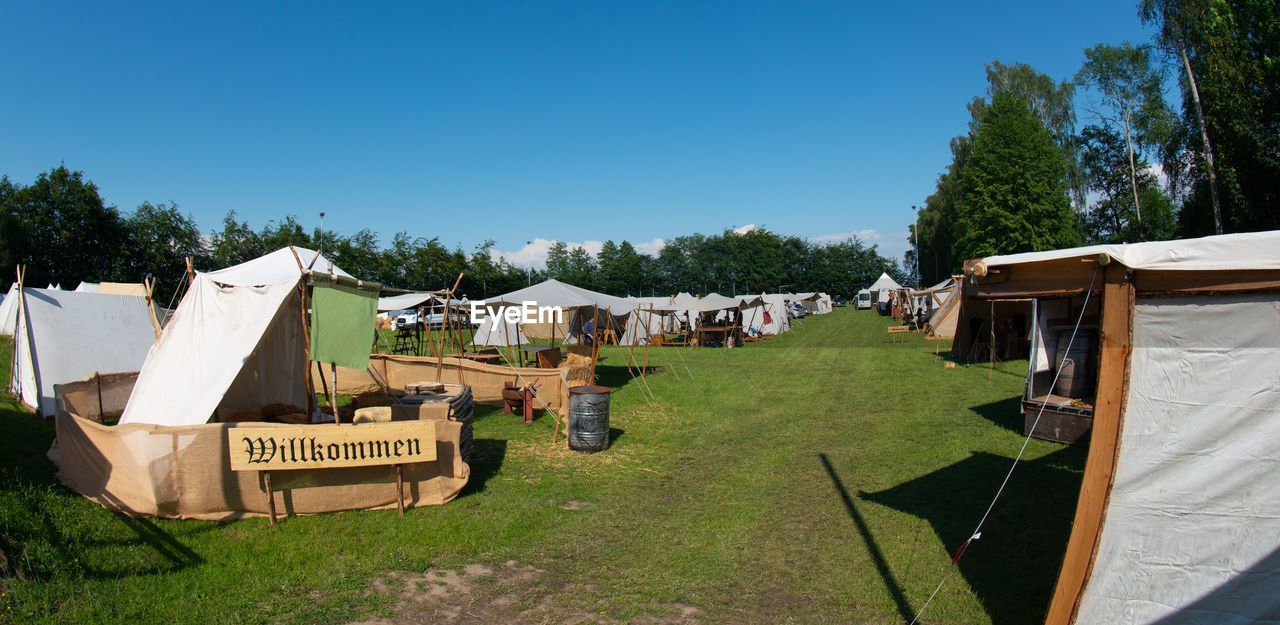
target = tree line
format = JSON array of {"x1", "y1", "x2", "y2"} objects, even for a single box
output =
[
  {"x1": 908, "y1": 0, "x2": 1280, "y2": 286},
  {"x1": 0, "y1": 167, "x2": 903, "y2": 304}
]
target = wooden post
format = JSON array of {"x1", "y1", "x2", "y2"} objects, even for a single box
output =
[
  {"x1": 589, "y1": 306, "x2": 603, "y2": 384},
  {"x1": 328, "y1": 363, "x2": 340, "y2": 425},
  {"x1": 1044, "y1": 265, "x2": 1134, "y2": 625},
  {"x1": 395, "y1": 464, "x2": 405, "y2": 517},
  {"x1": 641, "y1": 305, "x2": 653, "y2": 380},
  {"x1": 287, "y1": 246, "x2": 316, "y2": 419},
  {"x1": 95, "y1": 372, "x2": 104, "y2": 421},
  {"x1": 263, "y1": 471, "x2": 277, "y2": 527},
  {"x1": 500, "y1": 306, "x2": 516, "y2": 366},
  {"x1": 436, "y1": 274, "x2": 464, "y2": 379},
  {"x1": 143, "y1": 277, "x2": 162, "y2": 338}
]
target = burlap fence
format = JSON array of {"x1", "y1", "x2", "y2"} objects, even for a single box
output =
[{"x1": 49, "y1": 374, "x2": 470, "y2": 521}]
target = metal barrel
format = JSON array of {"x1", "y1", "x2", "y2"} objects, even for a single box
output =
[
  {"x1": 568, "y1": 385, "x2": 612, "y2": 453},
  {"x1": 1054, "y1": 332, "x2": 1095, "y2": 398}
]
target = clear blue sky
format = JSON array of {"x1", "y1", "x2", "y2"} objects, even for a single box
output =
[{"x1": 2, "y1": 1, "x2": 1154, "y2": 266}]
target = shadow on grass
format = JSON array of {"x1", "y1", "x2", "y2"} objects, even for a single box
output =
[
  {"x1": 969, "y1": 396, "x2": 1025, "y2": 435},
  {"x1": 819, "y1": 453, "x2": 915, "y2": 624},
  {"x1": 860, "y1": 447, "x2": 1086, "y2": 625},
  {"x1": 460, "y1": 438, "x2": 507, "y2": 497}
]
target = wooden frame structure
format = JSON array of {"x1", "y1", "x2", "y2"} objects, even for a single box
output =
[{"x1": 955, "y1": 241, "x2": 1280, "y2": 625}]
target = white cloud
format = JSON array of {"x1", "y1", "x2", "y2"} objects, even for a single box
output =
[
  {"x1": 633, "y1": 237, "x2": 665, "y2": 256},
  {"x1": 732, "y1": 224, "x2": 757, "y2": 235},
  {"x1": 490, "y1": 238, "x2": 607, "y2": 268},
  {"x1": 809, "y1": 228, "x2": 911, "y2": 263}
]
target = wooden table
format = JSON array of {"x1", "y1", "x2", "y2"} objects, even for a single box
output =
[
  {"x1": 518, "y1": 346, "x2": 562, "y2": 368},
  {"x1": 695, "y1": 325, "x2": 739, "y2": 348}
]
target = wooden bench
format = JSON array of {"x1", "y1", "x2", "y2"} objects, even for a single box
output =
[{"x1": 888, "y1": 325, "x2": 911, "y2": 342}]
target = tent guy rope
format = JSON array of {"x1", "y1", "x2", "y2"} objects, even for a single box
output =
[{"x1": 907, "y1": 266, "x2": 1100, "y2": 625}]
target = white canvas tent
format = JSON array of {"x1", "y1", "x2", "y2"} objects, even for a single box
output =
[
  {"x1": 866, "y1": 272, "x2": 901, "y2": 304},
  {"x1": 0, "y1": 284, "x2": 18, "y2": 336},
  {"x1": 377, "y1": 291, "x2": 441, "y2": 312},
  {"x1": 959, "y1": 230, "x2": 1280, "y2": 625},
  {"x1": 476, "y1": 278, "x2": 642, "y2": 345},
  {"x1": 9, "y1": 287, "x2": 158, "y2": 416},
  {"x1": 471, "y1": 314, "x2": 530, "y2": 347},
  {"x1": 758, "y1": 294, "x2": 792, "y2": 335},
  {"x1": 120, "y1": 247, "x2": 350, "y2": 427}
]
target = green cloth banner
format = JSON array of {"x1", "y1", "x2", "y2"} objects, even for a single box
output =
[{"x1": 309, "y1": 276, "x2": 379, "y2": 370}]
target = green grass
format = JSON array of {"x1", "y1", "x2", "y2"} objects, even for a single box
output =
[{"x1": 0, "y1": 309, "x2": 1085, "y2": 624}]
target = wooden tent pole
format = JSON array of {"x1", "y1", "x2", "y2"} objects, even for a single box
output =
[
  {"x1": 325, "y1": 264, "x2": 340, "y2": 426},
  {"x1": 641, "y1": 305, "x2": 654, "y2": 380},
  {"x1": 287, "y1": 246, "x2": 317, "y2": 420},
  {"x1": 501, "y1": 306, "x2": 516, "y2": 367},
  {"x1": 436, "y1": 274, "x2": 464, "y2": 380},
  {"x1": 144, "y1": 277, "x2": 162, "y2": 338},
  {"x1": 588, "y1": 306, "x2": 601, "y2": 384},
  {"x1": 11, "y1": 266, "x2": 24, "y2": 400},
  {"x1": 1044, "y1": 265, "x2": 1134, "y2": 625}
]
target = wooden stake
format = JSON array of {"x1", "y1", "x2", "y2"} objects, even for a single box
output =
[
  {"x1": 95, "y1": 372, "x2": 104, "y2": 421},
  {"x1": 264, "y1": 471, "x2": 277, "y2": 527},
  {"x1": 395, "y1": 464, "x2": 405, "y2": 517}
]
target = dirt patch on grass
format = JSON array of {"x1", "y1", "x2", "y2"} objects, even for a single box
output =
[{"x1": 349, "y1": 561, "x2": 703, "y2": 625}]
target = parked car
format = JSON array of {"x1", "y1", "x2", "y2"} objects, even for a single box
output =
[
  {"x1": 787, "y1": 302, "x2": 807, "y2": 319},
  {"x1": 856, "y1": 289, "x2": 872, "y2": 309},
  {"x1": 833, "y1": 295, "x2": 847, "y2": 307},
  {"x1": 395, "y1": 310, "x2": 446, "y2": 330}
]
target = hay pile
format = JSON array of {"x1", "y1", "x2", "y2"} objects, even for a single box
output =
[
  {"x1": 376, "y1": 316, "x2": 395, "y2": 330},
  {"x1": 562, "y1": 346, "x2": 594, "y2": 387}
]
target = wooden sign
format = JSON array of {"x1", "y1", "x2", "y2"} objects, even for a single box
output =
[{"x1": 228, "y1": 422, "x2": 436, "y2": 471}]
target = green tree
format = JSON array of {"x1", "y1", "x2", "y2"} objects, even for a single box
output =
[
  {"x1": 954, "y1": 93, "x2": 1081, "y2": 260},
  {"x1": 124, "y1": 201, "x2": 209, "y2": 302},
  {"x1": 1141, "y1": 0, "x2": 1280, "y2": 235},
  {"x1": 3, "y1": 166, "x2": 128, "y2": 288},
  {"x1": 208, "y1": 210, "x2": 266, "y2": 269},
  {"x1": 1079, "y1": 125, "x2": 1176, "y2": 243},
  {"x1": 544, "y1": 241, "x2": 571, "y2": 281},
  {"x1": 1076, "y1": 42, "x2": 1177, "y2": 237},
  {"x1": 970, "y1": 61, "x2": 1084, "y2": 209}
]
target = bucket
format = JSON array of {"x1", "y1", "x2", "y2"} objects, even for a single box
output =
[
  {"x1": 568, "y1": 385, "x2": 612, "y2": 452},
  {"x1": 1054, "y1": 332, "x2": 1095, "y2": 398}
]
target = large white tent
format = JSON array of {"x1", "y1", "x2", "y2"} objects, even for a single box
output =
[
  {"x1": 959, "y1": 230, "x2": 1280, "y2": 625},
  {"x1": 475, "y1": 278, "x2": 648, "y2": 346},
  {"x1": 866, "y1": 272, "x2": 902, "y2": 304},
  {"x1": 758, "y1": 294, "x2": 792, "y2": 335},
  {"x1": 9, "y1": 288, "x2": 158, "y2": 416},
  {"x1": 119, "y1": 247, "x2": 349, "y2": 427}
]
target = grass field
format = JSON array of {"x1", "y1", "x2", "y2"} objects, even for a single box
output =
[{"x1": 0, "y1": 308, "x2": 1085, "y2": 624}]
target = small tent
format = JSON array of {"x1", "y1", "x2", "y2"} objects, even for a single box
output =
[
  {"x1": 9, "y1": 287, "x2": 158, "y2": 416},
  {"x1": 120, "y1": 247, "x2": 353, "y2": 427},
  {"x1": 957, "y1": 230, "x2": 1280, "y2": 625},
  {"x1": 0, "y1": 284, "x2": 18, "y2": 336},
  {"x1": 471, "y1": 313, "x2": 530, "y2": 347},
  {"x1": 866, "y1": 272, "x2": 901, "y2": 304}
]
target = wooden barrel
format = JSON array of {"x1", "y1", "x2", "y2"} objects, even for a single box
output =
[{"x1": 1054, "y1": 333, "x2": 1095, "y2": 398}]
